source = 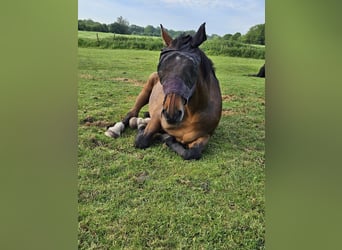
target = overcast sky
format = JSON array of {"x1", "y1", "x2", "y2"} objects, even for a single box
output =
[{"x1": 78, "y1": 0, "x2": 265, "y2": 36}]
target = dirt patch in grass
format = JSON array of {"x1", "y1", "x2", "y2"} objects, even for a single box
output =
[
  {"x1": 222, "y1": 109, "x2": 237, "y2": 116},
  {"x1": 222, "y1": 94, "x2": 236, "y2": 102},
  {"x1": 258, "y1": 97, "x2": 265, "y2": 106},
  {"x1": 111, "y1": 77, "x2": 145, "y2": 87},
  {"x1": 88, "y1": 137, "x2": 104, "y2": 148},
  {"x1": 79, "y1": 73, "x2": 95, "y2": 80},
  {"x1": 79, "y1": 74, "x2": 145, "y2": 87},
  {"x1": 80, "y1": 116, "x2": 115, "y2": 128}
]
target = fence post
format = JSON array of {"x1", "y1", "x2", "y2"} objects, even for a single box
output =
[{"x1": 96, "y1": 33, "x2": 100, "y2": 46}]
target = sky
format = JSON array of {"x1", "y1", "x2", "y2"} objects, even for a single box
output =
[{"x1": 78, "y1": 0, "x2": 265, "y2": 36}]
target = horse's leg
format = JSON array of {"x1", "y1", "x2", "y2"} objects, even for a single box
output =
[
  {"x1": 122, "y1": 72, "x2": 159, "y2": 126},
  {"x1": 163, "y1": 134, "x2": 210, "y2": 160},
  {"x1": 135, "y1": 116, "x2": 161, "y2": 149},
  {"x1": 185, "y1": 136, "x2": 210, "y2": 160},
  {"x1": 105, "y1": 72, "x2": 159, "y2": 138}
]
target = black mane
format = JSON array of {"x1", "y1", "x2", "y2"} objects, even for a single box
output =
[
  {"x1": 171, "y1": 34, "x2": 192, "y2": 49},
  {"x1": 165, "y1": 33, "x2": 216, "y2": 82},
  {"x1": 198, "y1": 49, "x2": 216, "y2": 82}
]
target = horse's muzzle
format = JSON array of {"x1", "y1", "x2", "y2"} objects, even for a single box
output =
[{"x1": 162, "y1": 108, "x2": 184, "y2": 124}]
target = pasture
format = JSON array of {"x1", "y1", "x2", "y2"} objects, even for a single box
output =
[{"x1": 78, "y1": 47, "x2": 265, "y2": 249}]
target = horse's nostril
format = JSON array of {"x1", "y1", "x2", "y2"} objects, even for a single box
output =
[{"x1": 162, "y1": 109, "x2": 169, "y2": 119}]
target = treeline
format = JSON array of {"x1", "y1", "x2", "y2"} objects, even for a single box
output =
[
  {"x1": 78, "y1": 32, "x2": 265, "y2": 59},
  {"x1": 78, "y1": 17, "x2": 265, "y2": 45},
  {"x1": 78, "y1": 17, "x2": 196, "y2": 39}
]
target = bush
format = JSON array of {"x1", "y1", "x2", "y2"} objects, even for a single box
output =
[
  {"x1": 200, "y1": 39, "x2": 265, "y2": 59},
  {"x1": 78, "y1": 33, "x2": 265, "y2": 59}
]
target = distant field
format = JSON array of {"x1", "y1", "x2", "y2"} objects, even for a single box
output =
[
  {"x1": 78, "y1": 30, "x2": 161, "y2": 40},
  {"x1": 78, "y1": 47, "x2": 265, "y2": 249},
  {"x1": 78, "y1": 30, "x2": 115, "y2": 39},
  {"x1": 250, "y1": 44, "x2": 266, "y2": 48}
]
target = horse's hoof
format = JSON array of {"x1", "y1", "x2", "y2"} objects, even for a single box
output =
[
  {"x1": 134, "y1": 140, "x2": 149, "y2": 149},
  {"x1": 105, "y1": 122, "x2": 125, "y2": 138},
  {"x1": 105, "y1": 130, "x2": 119, "y2": 138},
  {"x1": 134, "y1": 133, "x2": 151, "y2": 149},
  {"x1": 160, "y1": 133, "x2": 173, "y2": 144},
  {"x1": 182, "y1": 147, "x2": 202, "y2": 160}
]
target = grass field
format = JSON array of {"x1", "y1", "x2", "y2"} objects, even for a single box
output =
[
  {"x1": 78, "y1": 47, "x2": 265, "y2": 249},
  {"x1": 78, "y1": 30, "x2": 161, "y2": 40}
]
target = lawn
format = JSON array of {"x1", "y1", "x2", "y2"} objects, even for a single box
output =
[{"x1": 78, "y1": 47, "x2": 265, "y2": 249}]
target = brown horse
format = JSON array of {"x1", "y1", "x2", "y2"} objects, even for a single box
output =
[{"x1": 106, "y1": 23, "x2": 222, "y2": 160}]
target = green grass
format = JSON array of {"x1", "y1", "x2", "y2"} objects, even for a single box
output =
[{"x1": 78, "y1": 48, "x2": 265, "y2": 249}]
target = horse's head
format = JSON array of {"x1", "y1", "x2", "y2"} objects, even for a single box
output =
[{"x1": 158, "y1": 23, "x2": 207, "y2": 125}]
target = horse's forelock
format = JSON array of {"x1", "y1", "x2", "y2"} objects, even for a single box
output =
[{"x1": 170, "y1": 34, "x2": 193, "y2": 50}]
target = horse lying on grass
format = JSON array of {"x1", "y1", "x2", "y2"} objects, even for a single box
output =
[
  {"x1": 106, "y1": 23, "x2": 222, "y2": 160},
  {"x1": 248, "y1": 63, "x2": 265, "y2": 78}
]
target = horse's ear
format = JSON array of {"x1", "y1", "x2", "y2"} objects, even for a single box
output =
[
  {"x1": 160, "y1": 24, "x2": 173, "y2": 46},
  {"x1": 191, "y1": 22, "x2": 207, "y2": 48}
]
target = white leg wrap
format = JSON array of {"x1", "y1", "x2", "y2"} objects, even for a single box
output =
[
  {"x1": 105, "y1": 122, "x2": 125, "y2": 138},
  {"x1": 137, "y1": 118, "x2": 150, "y2": 130},
  {"x1": 129, "y1": 117, "x2": 138, "y2": 129}
]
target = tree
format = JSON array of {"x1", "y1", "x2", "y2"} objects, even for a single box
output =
[
  {"x1": 210, "y1": 34, "x2": 221, "y2": 39},
  {"x1": 232, "y1": 32, "x2": 242, "y2": 41},
  {"x1": 244, "y1": 24, "x2": 265, "y2": 45},
  {"x1": 144, "y1": 25, "x2": 155, "y2": 36},
  {"x1": 77, "y1": 19, "x2": 109, "y2": 32},
  {"x1": 223, "y1": 34, "x2": 233, "y2": 40},
  {"x1": 129, "y1": 25, "x2": 144, "y2": 35},
  {"x1": 78, "y1": 20, "x2": 86, "y2": 30},
  {"x1": 116, "y1": 16, "x2": 129, "y2": 27},
  {"x1": 109, "y1": 16, "x2": 130, "y2": 34}
]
